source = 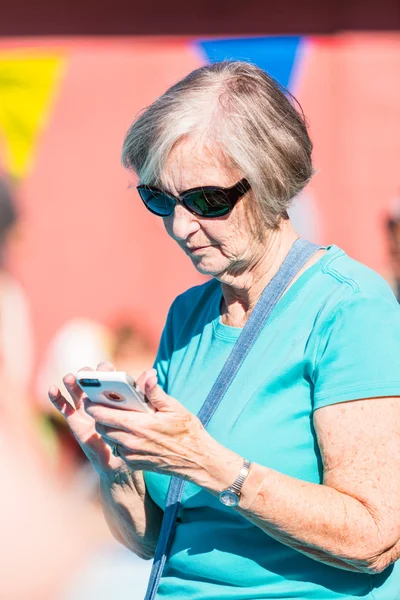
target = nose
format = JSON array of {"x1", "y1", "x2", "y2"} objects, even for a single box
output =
[{"x1": 165, "y1": 204, "x2": 201, "y2": 241}]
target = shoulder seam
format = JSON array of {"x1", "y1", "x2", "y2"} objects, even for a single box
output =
[{"x1": 321, "y1": 263, "x2": 360, "y2": 293}]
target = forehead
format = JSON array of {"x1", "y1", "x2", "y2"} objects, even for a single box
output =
[{"x1": 160, "y1": 137, "x2": 239, "y2": 194}]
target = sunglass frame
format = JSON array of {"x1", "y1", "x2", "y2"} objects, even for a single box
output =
[{"x1": 136, "y1": 178, "x2": 251, "y2": 218}]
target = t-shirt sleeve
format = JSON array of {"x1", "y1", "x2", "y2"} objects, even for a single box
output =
[
  {"x1": 312, "y1": 292, "x2": 400, "y2": 410},
  {"x1": 153, "y1": 301, "x2": 176, "y2": 392}
]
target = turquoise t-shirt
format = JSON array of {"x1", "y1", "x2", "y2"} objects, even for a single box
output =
[{"x1": 144, "y1": 245, "x2": 400, "y2": 599}]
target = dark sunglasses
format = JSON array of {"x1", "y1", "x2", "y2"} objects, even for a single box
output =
[{"x1": 136, "y1": 178, "x2": 251, "y2": 218}]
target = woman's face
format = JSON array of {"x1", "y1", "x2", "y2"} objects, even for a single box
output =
[{"x1": 160, "y1": 139, "x2": 266, "y2": 280}]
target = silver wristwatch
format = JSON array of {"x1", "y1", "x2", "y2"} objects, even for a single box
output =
[{"x1": 218, "y1": 459, "x2": 251, "y2": 507}]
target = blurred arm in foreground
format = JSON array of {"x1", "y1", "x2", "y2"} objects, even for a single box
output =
[{"x1": 0, "y1": 177, "x2": 110, "y2": 599}]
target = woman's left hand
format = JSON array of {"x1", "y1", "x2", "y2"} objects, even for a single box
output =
[{"x1": 84, "y1": 368, "x2": 221, "y2": 482}]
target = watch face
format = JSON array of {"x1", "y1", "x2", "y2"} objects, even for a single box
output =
[{"x1": 219, "y1": 490, "x2": 239, "y2": 507}]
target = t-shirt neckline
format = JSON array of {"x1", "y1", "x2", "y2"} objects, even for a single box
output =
[{"x1": 211, "y1": 244, "x2": 343, "y2": 341}]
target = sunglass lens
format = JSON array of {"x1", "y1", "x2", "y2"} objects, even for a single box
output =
[
  {"x1": 138, "y1": 189, "x2": 174, "y2": 216},
  {"x1": 184, "y1": 190, "x2": 231, "y2": 217}
]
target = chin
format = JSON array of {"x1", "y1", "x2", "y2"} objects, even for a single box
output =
[{"x1": 191, "y1": 258, "x2": 228, "y2": 277}]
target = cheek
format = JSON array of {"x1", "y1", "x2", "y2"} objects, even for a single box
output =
[
  {"x1": 161, "y1": 211, "x2": 253, "y2": 259},
  {"x1": 216, "y1": 213, "x2": 252, "y2": 252}
]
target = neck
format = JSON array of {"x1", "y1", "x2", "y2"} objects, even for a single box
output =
[{"x1": 220, "y1": 220, "x2": 299, "y2": 327}]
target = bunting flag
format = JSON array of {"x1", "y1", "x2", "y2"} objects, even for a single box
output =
[
  {"x1": 197, "y1": 36, "x2": 302, "y2": 90},
  {"x1": 0, "y1": 52, "x2": 64, "y2": 178}
]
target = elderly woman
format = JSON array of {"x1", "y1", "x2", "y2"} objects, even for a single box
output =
[{"x1": 49, "y1": 61, "x2": 400, "y2": 599}]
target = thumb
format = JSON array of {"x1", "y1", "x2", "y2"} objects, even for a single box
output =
[{"x1": 144, "y1": 373, "x2": 181, "y2": 412}]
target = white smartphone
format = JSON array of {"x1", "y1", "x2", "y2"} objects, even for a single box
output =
[{"x1": 75, "y1": 371, "x2": 155, "y2": 413}]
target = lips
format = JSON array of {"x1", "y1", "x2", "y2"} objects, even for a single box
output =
[{"x1": 186, "y1": 245, "x2": 213, "y2": 253}]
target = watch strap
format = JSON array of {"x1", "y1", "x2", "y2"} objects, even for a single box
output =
[{"x1": 228, "y1": 459, "x2": 251, "y2": 495}]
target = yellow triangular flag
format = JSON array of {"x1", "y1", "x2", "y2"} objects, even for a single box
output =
[{"x1": 0, "y1": 52, "x2": 65, "y2": 178}]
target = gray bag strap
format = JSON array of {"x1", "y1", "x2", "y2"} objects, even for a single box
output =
[{"x1": 144, "y1": 238, "x2": 320, "y2": 600}]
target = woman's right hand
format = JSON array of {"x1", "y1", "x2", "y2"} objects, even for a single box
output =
[{"x1": 48, "y1": 362, "x2": 127, "y2": 476}]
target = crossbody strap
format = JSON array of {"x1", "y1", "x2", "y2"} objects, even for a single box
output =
[{"x1": 144, "y1": 238, "x2": 320, "y2": 600}]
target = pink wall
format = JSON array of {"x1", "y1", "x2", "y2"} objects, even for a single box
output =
[
  {"x1": 0, "y1": 35, "x2": 399, "y2": 376},
  {"x1": 298, "y1": 34, "x2": 400, "y2": 272}
]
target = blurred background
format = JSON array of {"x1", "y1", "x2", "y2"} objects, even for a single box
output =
[{"x1": 0, "y1": 0, "x2": 400, "y2": 598}]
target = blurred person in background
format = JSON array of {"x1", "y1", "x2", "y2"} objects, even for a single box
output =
[
  {"x1": 0, "y1": 178, "x2": 110, "y2": 599},
  {"x1": 109, "y1": 315, "x2": 156, "y2": 378},
  {"x1": 385, "y1": 191, "x2": 400, "y2": 301},
  {"x1": 0, "y1": 176, "x2": 34, "y2": 435},
  {"x1": 36, "y1": 316, "x2": 155, "y2": 489},
  {"x1": 49, "y1": 62, "x2": 400, "y2": 599},
  {"x1": 36, "y1": 317, "x2": 112, "y2": 483}
]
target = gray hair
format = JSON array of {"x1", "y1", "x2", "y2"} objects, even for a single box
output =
[{"x1": 122, "y1": 60, "x2": 314, "y2": 229}]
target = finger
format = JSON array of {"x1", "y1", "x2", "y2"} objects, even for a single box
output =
[
  {"x1": 95, "y1": 423, "x2": 141, "y2": 444},
  {"x1": 96, "y1": 361, "x2": 116, "y2": 372},
  {"x1": 136, "y1": 368, "x2": 157, "y2": 393},
  {"x1": 84, "y1": 401, "x2": 145, "y2": 432},
  {"x1": 144, "y1": 375, "x2": 182, "y2": 412},
  {"x1": 97, "y1": 428, "x2": 148, "y2": 456},
  {"x1": 63, "y1": 371, "x2": 90, "y2": 408},
  {"x1": 48, "y1": 386, "x2": 75, "y2": 418}
]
